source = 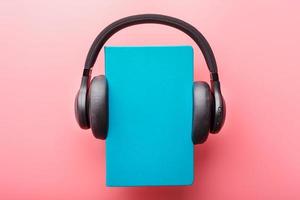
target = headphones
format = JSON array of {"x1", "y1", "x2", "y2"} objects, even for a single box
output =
[{"x1": 75, "y1": 14, "x2": 226, "y2": 144}]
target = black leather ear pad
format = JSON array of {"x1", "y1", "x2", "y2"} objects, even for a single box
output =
[
  {"x1": 192, "y1": 81, "x2": 212, "y2": 144},
  {"x1": 75, "y1": 76, "x2": 90, "y2": 129},
  {"x1": 87, "y1": 75, "x2": 108, "y2": 140}
]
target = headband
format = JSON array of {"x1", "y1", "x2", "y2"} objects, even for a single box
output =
[{"x1": 83, "y1": 14, "x2": 219, "y2": 81}]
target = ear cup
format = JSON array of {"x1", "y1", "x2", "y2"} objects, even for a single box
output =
[
  {"x1": 210, "y1": 81, "x2": 226, "y2": 133},
  {"x1": 74, "y1": 76, "x2": 90, "y2": 129},
  {"x1": 87, "y1": 75, "x2": 108, "y2": 139},
  {"x1": 192, "y1": 81, "x2": 213, "y2": 144}
]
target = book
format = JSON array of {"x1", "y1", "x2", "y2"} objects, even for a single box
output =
[{"x1": 105, "y1": 46, "x2": 194, "y2": 186}]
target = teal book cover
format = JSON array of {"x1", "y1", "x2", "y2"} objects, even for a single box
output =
[{"x1": 105, "y1": 46, "x2": 194, "y2": 187}]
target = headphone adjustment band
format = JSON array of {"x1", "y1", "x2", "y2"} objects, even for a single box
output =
[
  {"x1": 84, "y1": 14, "x2": 219, "y2": 75},
  {"x1": 83, "y1": 68, "x2": 92, "y2": 77},
  {"x1": 210, "y1": 72, "x2": 219, "y2": 82}
]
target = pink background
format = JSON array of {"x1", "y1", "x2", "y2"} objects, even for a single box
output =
[{"x1": 1, "y1": 0, "x2": 300, "y2": 199}]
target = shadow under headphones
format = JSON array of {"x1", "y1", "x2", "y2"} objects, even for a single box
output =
[{"x1": 75, "y1": 14, "x2": 226, "y2": 144}]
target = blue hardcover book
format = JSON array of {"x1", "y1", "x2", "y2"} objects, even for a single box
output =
[{"x1": 105, "y1": 46, "x2": 194, "y2": 186}]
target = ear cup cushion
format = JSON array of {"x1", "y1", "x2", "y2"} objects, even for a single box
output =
[
  {"x1": 192, "y1": 81, "x2": 212, "y2": 144},
  {"x1": 88, "y1": 75, "x2": 108, "y2": 139}
]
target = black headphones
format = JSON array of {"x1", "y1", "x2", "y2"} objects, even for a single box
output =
[{"x1": 75, "y1": 14, "x2": 226, "y2": 144}]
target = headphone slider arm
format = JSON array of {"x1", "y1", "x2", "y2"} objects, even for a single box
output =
[{"x1": 83, "y1": 68, "x2": 92, "y2": 77}]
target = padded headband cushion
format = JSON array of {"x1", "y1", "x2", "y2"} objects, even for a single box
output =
[
  {"x1": 192, "y1": 81, "x2": 212, "y2": 144},
  {"x1": 88, "y1": 75, "x2": 108, "y2": 139}
]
